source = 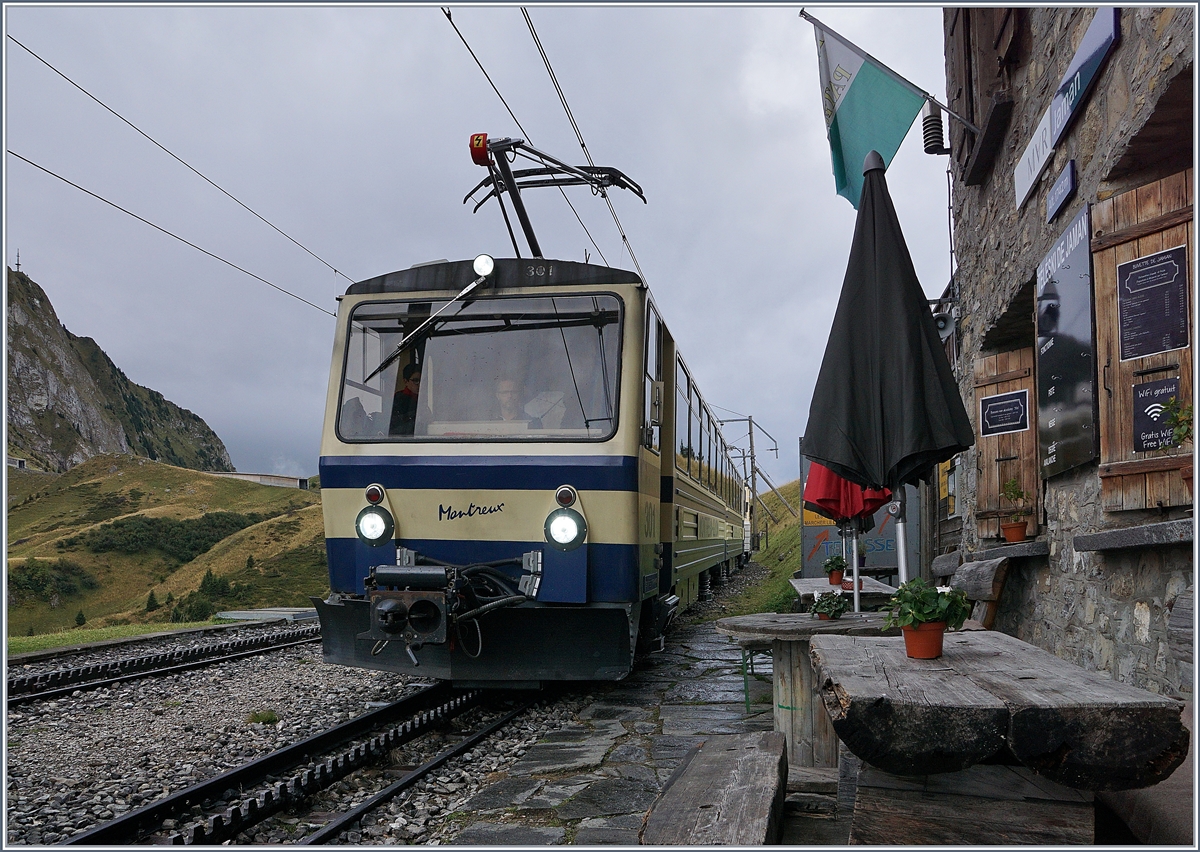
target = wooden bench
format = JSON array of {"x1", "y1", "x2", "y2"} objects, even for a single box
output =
[
  {"x1": 641, "y1": 731, "x2": 788, "y2": 845},
  {"x1": 849, "y1": 764, "x2": 1094, "y2": 844}
]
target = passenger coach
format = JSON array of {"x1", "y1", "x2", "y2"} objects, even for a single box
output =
[{"x1": 315, "y1": 254, "x2": 746, "y2": 686}]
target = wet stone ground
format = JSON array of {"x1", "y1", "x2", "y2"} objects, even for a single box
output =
[{"x1": 440, "y1": 619, "x2": 850, "y2": 845}]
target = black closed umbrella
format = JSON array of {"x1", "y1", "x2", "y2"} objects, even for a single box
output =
[{"x1": 803, "y1": 151, "x2": 974, "y2": 580}]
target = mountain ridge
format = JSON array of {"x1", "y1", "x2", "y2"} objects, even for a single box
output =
[{"x1": 7, "y1": 267, "x2": 234, "y2": 473}]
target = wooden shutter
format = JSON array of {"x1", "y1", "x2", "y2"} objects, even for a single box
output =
[
  {"x1": 974, "y1": 348, "x2": 1040, "y2": 540},
  {"x1": 1092, "y1": 169, "x2": 1193, "y2": 510}
]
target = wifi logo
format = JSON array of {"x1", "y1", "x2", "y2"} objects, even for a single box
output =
[{"x1": 1145, "y1": 403, "x2": 1166, "y2": 421}]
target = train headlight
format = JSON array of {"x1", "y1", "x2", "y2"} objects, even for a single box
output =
[
  {"x1": 356, "y1": 505, "x2": 395, "y2": 545},
  {"x1": 473, "y1": 254, "x2": 495, "y2": 278},
  {"x1": 544, "y1": 507, "x2": 587, "y2": 551}
]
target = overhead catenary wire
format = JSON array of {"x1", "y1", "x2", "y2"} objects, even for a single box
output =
[
  {"x1": 7, "y1": 33, "x2": 355, "y2": 286},
  {"x1": 520, "y1": 7, "x2": 646, "y2": 283},
  {"x1": 441, "y1": 7, "x2": 609, "y2": 266},
  {"x1": 7, "y1": 149, "x2": 336, "y2": 319}
]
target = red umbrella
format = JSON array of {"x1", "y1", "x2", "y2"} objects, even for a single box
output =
[
  {"x1": 804, "y1": 461, "x2": 891, "y2": 521},
  {"x1": 803, "y1": 461, "x2": 892, "y2": 613}
]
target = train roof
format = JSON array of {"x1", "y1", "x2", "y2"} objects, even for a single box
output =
[{"x1": 347, "y1": 258, "x2": 642, "y2": 295}]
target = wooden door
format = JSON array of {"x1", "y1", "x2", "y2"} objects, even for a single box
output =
[
  {"x1": 974, "y1": 348, "x2": 1040, "y2": 540},
  {"x1": 1092, "y1": 169, "x2": 1193, "y2": 510}
]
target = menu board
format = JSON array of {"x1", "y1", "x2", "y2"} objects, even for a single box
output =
[
  {"x1": 1118, "y1": 245, "x2": 1190, "y2": 360},
  {"x1": 1036, "y1": 205, "x2": 1098, "y2": 478}
]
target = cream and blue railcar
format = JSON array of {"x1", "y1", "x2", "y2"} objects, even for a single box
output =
[{"x1": 315, "y1": 256, "x2": 746, "y2": 686}]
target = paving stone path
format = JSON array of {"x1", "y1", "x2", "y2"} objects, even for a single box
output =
[{"x1": 444, "y1": 620, "x2": 848, "y2": 845}]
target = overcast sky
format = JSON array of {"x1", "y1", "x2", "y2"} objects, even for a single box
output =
[{"x1": 5, "y1": 3, "x2": 953, "y2": 486}]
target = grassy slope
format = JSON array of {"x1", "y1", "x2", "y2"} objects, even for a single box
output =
[
  {"x1": 709, "y1": 478, "x2": 806, "y2": 619},
  {"x1": 6, "y1": 454, "x2": 324, "y2": 636}
]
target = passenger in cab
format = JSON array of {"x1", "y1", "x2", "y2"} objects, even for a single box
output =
[{"x1": 389, "y1": 362, "x2": 421, "y2": 435}]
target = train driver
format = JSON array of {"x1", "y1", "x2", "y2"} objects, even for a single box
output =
[{"x1": 495, "y1": 377, "x2": 541, "y2": 428}]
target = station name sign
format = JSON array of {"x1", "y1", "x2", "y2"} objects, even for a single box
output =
[{"x1": 1014, "y1": 8, "x2": 1120, "y2": 210}]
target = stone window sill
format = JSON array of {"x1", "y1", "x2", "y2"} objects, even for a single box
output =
[{"x1": 1073, "y1": 520, "x2": 1194, "y2": 553}]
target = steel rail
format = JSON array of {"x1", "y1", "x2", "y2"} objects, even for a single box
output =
[
  {"x1": 61, "y1": 682, "x2": 470, "y2": 845},
  {"x1": 10, "y1": 635, "x2": 321, "y2": 707},
  {"x1": 300, "y1": 700, "x2": 532, "y2": 844}
]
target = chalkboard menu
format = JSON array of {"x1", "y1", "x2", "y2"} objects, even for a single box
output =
[
  {"x1": 979, "y1": 389, "x2": 1030, "y2": 437},
  {"x1": 1118, "y1": 245, "x2": 1190, "y2": 360},
  {"x1": 1132, "y1": 376, "x2": 1181, "y2": 452},
  {"x1": 1036, "y1": 205, "x2": 1098, "y2": 478}
]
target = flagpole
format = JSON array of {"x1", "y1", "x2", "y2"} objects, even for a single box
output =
[{"x1": 800, "y1": 9, "x2": 981, "y2": 136}]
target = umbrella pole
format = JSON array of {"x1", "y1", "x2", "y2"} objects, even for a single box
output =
[
  {"x1": 851, "y1": 522, "x2": 861, "y2": 613},
  {"x1": 893, "y1": 488, "x2": 910, "y2": 585}
]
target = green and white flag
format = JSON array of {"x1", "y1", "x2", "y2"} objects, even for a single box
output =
[{"x1": 810, "y1": 15, "x2": 926, "y2": 207}]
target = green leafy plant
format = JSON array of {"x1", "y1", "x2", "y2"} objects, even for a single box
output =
[
  {"x1": 822, "y1": 554, "x2": 847, "y2": 575},
  {"x1": 884, "y1": 577, "x2": 971, "y2": 631},
  {"x1": 246, "y1": 709, "x2": 279, "y2": 725},
  {"x1": 1000, "y1": 477, "x2": 1027, "y2": 523},
  {"x1": 1163, "y1": 396, "x2": 1193, "y2": 447},
  {"x1": 811, "y1": 590, "x2": 851, "y2": 619}
]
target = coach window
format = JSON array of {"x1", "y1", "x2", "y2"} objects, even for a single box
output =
[{"x1": 676, "y1": 359, "x2": 691, "y2": 473}]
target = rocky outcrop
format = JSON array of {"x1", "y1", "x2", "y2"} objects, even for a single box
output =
[{"x1": 6, "y1": 268, "x2": 234, "y2": 473}]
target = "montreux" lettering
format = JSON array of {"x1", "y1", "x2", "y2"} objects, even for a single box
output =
[{"x1": 439, "y1": 502, "x2": 505, "y2": 521}]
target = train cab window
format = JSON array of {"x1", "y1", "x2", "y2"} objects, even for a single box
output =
[
  {"x1": 337, "y1": 295, "x2": 622, "y2": 441},
  {"x1": 643, "y1": 305, "x2": 662, "y2": 453}
]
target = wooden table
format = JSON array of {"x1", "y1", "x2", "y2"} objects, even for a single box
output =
[
  {"x1": 789, "y1": 576, "x2": 895, "y2": 613},
  {"x1": 715, "y1": 612, "x2": 897, "y2": 769},
  {"x1": 808, "y1": 629, "x2": 1189, "y2": 791}
]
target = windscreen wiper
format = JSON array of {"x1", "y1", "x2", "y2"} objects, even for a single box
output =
[{"x1": 363, "y1": 254, "x2": 496, "y2": 383}]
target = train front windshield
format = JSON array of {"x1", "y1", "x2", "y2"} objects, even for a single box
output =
[{"x1": 337, "y1": 294, "x2": 622, "y2": 441}]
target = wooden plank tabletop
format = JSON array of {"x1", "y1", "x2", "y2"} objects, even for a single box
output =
[
  {"x1": 715, "y1": 611, "x2": 898, "y2": 643},
  {"x1": 789, "y1": 577, "x2": 896, "y2": 612},
  {"x1": 809, "y1": 630, "x2": 1189, "y2": 791}
]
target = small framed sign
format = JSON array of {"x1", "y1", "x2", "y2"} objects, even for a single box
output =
[
  {"x1": 1046, "y1": 160, "x2": 1076, "y2": 223},
  {"x1": 1133, "y1": 377, "x2": 1181, "y2": 452},
  {"x1": 979, "y1": 389, "x2": 1030, "y2": 437},
  {"x1": 1118, "y1": 245, "x2": 1190, "y2": 361}
]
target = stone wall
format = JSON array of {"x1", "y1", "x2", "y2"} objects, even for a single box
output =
[{"x1": 946, "y1": 7, "x2": 1194, "y2": 695}]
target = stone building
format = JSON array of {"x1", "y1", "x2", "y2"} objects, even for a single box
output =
[{"x1": 929, "y1": 7, "x2": 1193, "y2": 699}]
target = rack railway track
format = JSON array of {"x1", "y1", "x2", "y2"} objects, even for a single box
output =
[
  {"x1": 7, "y1": 625, "x2": 321, "y2": 707},
  {"x1": 57, "y1": 681, "x2": 525, "y2": 845}
]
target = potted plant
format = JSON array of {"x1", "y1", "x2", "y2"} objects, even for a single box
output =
[
  {"x1": 883, "y1": 577, "x2": 972, "y2": 659},
  {"x1": 1164, "y1": 396, "x2": 1193, "y2": 494},
  {"x1": 823, "y1": 554, "x2": 846, "y2": 585},
  {"x1": 811, "y1": 590, "x2": 851, "y2": 620},
  {"x1": 999, "y1": 477, "x2": 1028, "y2": 543}
]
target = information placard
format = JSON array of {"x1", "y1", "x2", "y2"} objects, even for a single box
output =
[
  {"x1": 1118, "y1": 245, "x2": 1190, "y2": 361},
  {"x1": 1036, "y1": 205, "x2": 1098, "y2": 478},
  {"x1": 1132, "y1": 377, "x2": 1181, "y2": 452},
  {"x1": 979, "y1": 389, "x2": 1030, "y2": 437}
]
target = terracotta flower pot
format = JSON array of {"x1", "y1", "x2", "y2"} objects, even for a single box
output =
[
  {"x1": 841, "y1": 578, "x2": 863, "y2": 590},
  {"x1": 817, "y1": 612, "x2": 832, "y2": 620},
  {"x1": 1000, "y1": 520, "x2": 1027, "y2": 543},
  {"x1": 901, "y1": 621, "x2": 947, "y2": 659},
  {"x1": 828, "y1": 570, "x2": 844, "y2": 585}
]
